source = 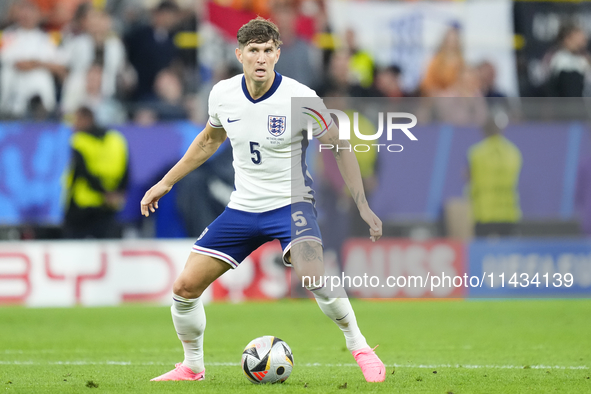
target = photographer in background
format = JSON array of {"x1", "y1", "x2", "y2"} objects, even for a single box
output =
[
  {"x1": 63, "y1": 106, "x2": 129, "y2": 239},
  {"x1": 467, "y1": 112, "x2": 522, "y2": 237}
]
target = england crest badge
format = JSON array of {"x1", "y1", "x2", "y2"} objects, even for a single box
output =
[{"x1": 268, "y1": 115, "x2": 286, "y2": 137}]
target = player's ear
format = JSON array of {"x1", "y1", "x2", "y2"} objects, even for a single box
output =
[
  {"x1": 235, "y1": 47, "x2": 243, "y2": 63},
  {"x1": 275, "y1": 47, "x2": 281, "y2": 63}
]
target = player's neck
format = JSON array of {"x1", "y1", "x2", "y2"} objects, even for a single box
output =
[{"x1": 245, "y1": 72, "x2": 276, "y2": 100}]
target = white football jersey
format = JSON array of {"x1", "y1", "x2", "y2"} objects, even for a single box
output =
[{"x1": 208, "y1": 72, "x2": 332, "y2": 212}]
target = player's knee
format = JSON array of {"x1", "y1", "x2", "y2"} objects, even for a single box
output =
[
  {"x1": 173, "y1": 278, "x2": 203, "y2": 299},
  {"x1": 295, "y1": 268, "x2": 325, "y2": 287}
]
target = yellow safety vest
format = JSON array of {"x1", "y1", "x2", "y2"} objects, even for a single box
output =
[
  {"x1": 66, "y1": 130, "x2": 128, "y2": 209},
  {"x1": 468, "y1": 134, "x2": 522, "y2": 223},
  {"x1": 349, "y1": 51, "x2": 374, "y2": 88}
]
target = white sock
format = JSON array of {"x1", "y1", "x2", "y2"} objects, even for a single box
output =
[
  {"x1": 171, "y1": 294, "x2": 206, "y2": 373},
  {"x1": 309, "y1": 286, "x2": 369, "y2": 352}
]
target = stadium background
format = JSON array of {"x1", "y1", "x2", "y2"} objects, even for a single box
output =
[{"x1": 0, "y1": 1, "x2": 590, "y2": 393}]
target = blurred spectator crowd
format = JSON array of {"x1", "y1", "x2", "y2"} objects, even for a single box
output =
[
  {"x1": 0, "y1": 0, "x2": 590, "y2": 127},
  {"x1": 0, "y1": 0, "x2": 199, "y2": 125}
]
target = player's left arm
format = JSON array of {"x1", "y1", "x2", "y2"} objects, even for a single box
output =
[{"x1": 317, "y1": 125, "x2": 382, "y2": 242}]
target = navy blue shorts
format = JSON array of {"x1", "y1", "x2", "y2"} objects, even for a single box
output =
[{"x1": 192, "y1": 201, "x2": 322, "y2": 268}]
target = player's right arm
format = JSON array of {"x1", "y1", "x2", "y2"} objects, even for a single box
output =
[{"x1": 140, "y1": 123, "x2": 227, "y2": 217}]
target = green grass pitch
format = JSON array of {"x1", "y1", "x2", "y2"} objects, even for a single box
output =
[{"x1": 1, "y1": 299, "x2": 590, "y2": 393}]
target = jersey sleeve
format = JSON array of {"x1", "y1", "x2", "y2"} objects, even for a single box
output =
[
  {"x1": 299, "y1": 88, "x2": 334, "y2": 139},
  {"x1": 207, "y1": 84, "x2": 223, "y2": 128}
]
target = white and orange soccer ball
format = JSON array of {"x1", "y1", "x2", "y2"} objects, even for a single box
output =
[{"x1": 241, "y1": 336, "x2": 294, "y2": 384}]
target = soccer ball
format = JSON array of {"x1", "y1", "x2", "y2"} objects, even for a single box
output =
[{"x1": 241, "y1": 336, "x2": 294, "y2": 384}]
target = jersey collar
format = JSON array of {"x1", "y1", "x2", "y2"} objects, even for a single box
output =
[{"x1": 241, "y1": 71, "x2": 283, "y2": 104}]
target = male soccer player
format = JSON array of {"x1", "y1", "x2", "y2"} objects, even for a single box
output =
[{"x1": 141, "y1": 17, "x2": 386, "y2": 383}]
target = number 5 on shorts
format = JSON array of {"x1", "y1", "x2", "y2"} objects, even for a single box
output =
[{"x1": 292, "y1": 211, "x2": 307, "y2": 227}]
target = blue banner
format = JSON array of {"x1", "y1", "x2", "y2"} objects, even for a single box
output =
[
  {"x1": 0, "y1": 123, "x2": 70, "y2": 225},
  {"x1": 1, "y1": 121, "x2": 589, "y2": 232},
  {"x1": 0, "y1": 121, "x2": 204, "y2": 226},
  {"x1": 468, "y1": 239, "x2": 591, "y2": 297}
]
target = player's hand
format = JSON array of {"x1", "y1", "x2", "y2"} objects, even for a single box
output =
[
  {"x1": 140, "y1": 182, "x2": 172, "y2": 217},
  {"x1": 359, "y1": 205, "x2": 382, "y2": 242}
]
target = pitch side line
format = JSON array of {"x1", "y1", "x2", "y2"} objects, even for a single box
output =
[
  {"x1": 0, "y1": 361, "x2": 588, "y2": 370},
  {"x1": 1, "y1": 349, "x2": 180, "y2": 354}
]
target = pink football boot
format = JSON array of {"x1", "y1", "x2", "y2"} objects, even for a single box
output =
[
  {"x1": 352, "y1": 346, "x2": 386, "y2": 382},
  {"x1": 150, "y1": 363, "x2": 205, "y2": 381}
]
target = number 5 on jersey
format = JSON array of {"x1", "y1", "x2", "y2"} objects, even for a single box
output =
[
  {"x1": 250, "y1": 141, "x2": 262, "y2": 165},
  {"x1": 292, "y1": 211, "x2": 307, "y2": 227}
]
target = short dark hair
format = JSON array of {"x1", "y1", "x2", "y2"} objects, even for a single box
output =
[
  {"x1": 76, "y1": 106, "x2": 95, "y2": 122},
  {"x1": 237, "y1": 17, "x2": 282, "y2": 48},
  {"x1": 154, "y1": 0, "x2": 179, "y2": 13},
  {"x1": 383, "y1": 65, "x2": 402, "y2": 76}
]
